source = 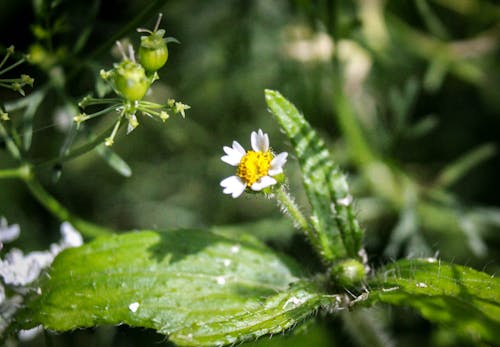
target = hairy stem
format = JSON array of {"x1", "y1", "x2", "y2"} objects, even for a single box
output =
[{"x1": 274, "y1": 186, "x2": 322, "y2": 254}]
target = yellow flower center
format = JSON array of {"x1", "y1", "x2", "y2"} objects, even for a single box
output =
[{"x1": 237, "y1": 150, "x2": 273, "y2": 186}]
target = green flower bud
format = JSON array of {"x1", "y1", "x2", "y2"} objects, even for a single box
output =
[
  {"x1": 139, "y1": 29, "x2": 169, "y2": 73},
  {"x1": 110, "y1": 60, "x2": 150, "y2": 101},
  {"x1": 331, "y1": 259, "x2": 366, "y2": 287},
  {"x1": 137, "y1": 13, "x2": 180, "y2": 73}
]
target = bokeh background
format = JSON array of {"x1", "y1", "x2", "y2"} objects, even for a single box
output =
[{"x1": 1, "y1": 0, "x2": 499, "y2": 346}]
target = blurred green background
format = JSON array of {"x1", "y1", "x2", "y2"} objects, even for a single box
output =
[{"x1": 1, "y1": 0, "x2": 499, "y2": 346}]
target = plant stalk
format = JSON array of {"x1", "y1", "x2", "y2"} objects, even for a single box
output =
[
  {"x1": 23, "y1": 172, "x2": 114, "y2": 238},
  {"x1": 274, "y1": 185, "x2": 323, "y2": 255}
]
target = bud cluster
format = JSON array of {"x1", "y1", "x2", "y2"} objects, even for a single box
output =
[
  {"x1": 75, "y1": 14, "x2": 188, "y2": 146},
  {"x1": 0, "y1": 46, "x2": 34, "y2": 100}
]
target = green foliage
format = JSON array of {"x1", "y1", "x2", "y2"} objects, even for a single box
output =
[
  {"x1": 21, "y1": 230, "x2": 330, "y2": 346},
  {"x1": 1, "y1": 0, "x2": 499, "y2": 346},
  {"x1": 365, "y1": 259, "x2": 500, "y2": 343},
  {"x1": 265, "y1": 89, "x2": 363, "y2": 263}
]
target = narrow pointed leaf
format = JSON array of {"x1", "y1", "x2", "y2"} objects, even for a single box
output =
[
  {"x1": 436, "y1": 143, "x2": 496, "y2": 189},
  {"x1": 364, "y1": 259, "x2": 500, "y2": 343},
  {"x1": 265, "y1": 89, "x2": 363, "y2": 262},
  {"x1": 21, "y1": 230, "x2": 329, "y2": 346},
  {"x1": 96, "y1": 144, "x2": 132, "y2": 177},
  {"x1": 5, "y1": 89, "x2": 45, "y2": 150}
]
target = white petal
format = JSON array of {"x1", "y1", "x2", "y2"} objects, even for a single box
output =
[
  {"x1": 268, "y1": 167, "x2": 282, "y2": 176},
  {"x1": 221, "y1": 153, "x2": 242, "y2": 166},
  {"x1": 268, "y1": 152, "x2": 288, "y2": 176},
  {"x1": 220, "y1": 176, "x2": 247, "y2": 198},
  {"x1": 251, "y1": 129, "x2": 269, "y2": 152},
  {"x1": 232, "y1": 141, "x2": 246, "y2": 155},
  {"x1": 251, "y1": 176, "x2": 277, "y2": 191},
  {"x1": 221, "y1": 141, "x2": 245, "y2": 166}
]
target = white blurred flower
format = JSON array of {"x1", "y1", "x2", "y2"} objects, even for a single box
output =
[
  {"x1": 56, "y1": 221, "x2": 84, "y2": 250},
  {"x1": 282, "y1": 26, "x2": 334, "y2": 63},
  {"x1": 53, "y1": 105, "x2": 75, "y2": 131},
  {"x1": 19, "y1": 325, "x2": 44, "y2": 342},
  {"x1": 0, "y1": 222, "x2": 83, "y2": 286},
  {"x1": 0, "y1": 217, "x2": 20, "y2": 249},
  {"x1": 0, "y1": 221, "x2": 83, "y2": 338},
  {"x1": 220, "y1": 129, "x2": 287, "y2": 198}
]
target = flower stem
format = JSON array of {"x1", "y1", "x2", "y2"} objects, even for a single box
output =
[
  {"x1": 34, "y1": 121, "x2": 118, "y2": 168},
  {"x1": 0, "y1": 166, "x2": 26, "y2": 179},
  {"x1": 0, "y1": 164, "x2": 113, "y2": 238},
  {"x1": 274, "y1": 185, "x2": 321, "y2": 251},
  {"x1": 0, "y1": 57, "x2": 25, "y2": 75},
  {"x1": 22, "y1": 169, "x2": 114, "y2": 238},
  {"x1": 0, "y1": 158, "x2": 116, "y2": 240}
]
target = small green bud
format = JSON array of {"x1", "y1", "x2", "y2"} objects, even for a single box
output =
[
  {"x1": 0, "y1": 109, "x2": 10, "y2": 121},
  {"x1": 21, "y1": 74, "x2": 34, "y2": 87},
  {"x1": 78, "y1": 95, "x2": 92, "y2": 108},
  {"x1": 174, "y1": 101, "x2": 190, "y2": 118},
  {"x1": 139, "y1": 30, "x2": 169, "y2": 73},
  {"x1": 74, "y1": 113, "x2": 89, "y2": 126},
  {"x1": 105, "y1": 137, "x2": 114, "y2": 147},
  {"x1": 100, "y1": 69, "x2": 111, "y2": 80},
  {"x1": 110, "y1": 60, "x2": 150, "y2": 101},
  {"x1": 159, "y1": 111, "x2": 169, "y2": 122},
  {"x1": 331, "y1": 259, "x2": 366, "y2": 287},
  {"x1": 137, "y1": 14, "x2": 179, "y2": 73},
  {"x1": 11, "y1": 82, "x2": 24, "y2": 96}
]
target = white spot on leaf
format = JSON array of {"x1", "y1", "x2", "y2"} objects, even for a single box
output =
[
  {"x1": 337, "y1": 195, "x2": 353, "y2": 206},
  {"x1": 216, "y1": 276, "x2": 226, "y2": 285},
  {"x1": 282, "y1": 294, "x2": 310, "y2": 309},
  {"x1": 128, "y1": 302, "x2": 140, "y2": 313},
  {"x1": 381, "y1": 286, "x2": 399, "y2": 292},
  {"x1": 416, "y1": 282, "x2": 428, "y2": 288}
]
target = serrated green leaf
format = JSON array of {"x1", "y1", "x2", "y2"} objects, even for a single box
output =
[
  {"x1": 265, "y1": 89, "x2": 363, "y2": 263},
  {"x1": 364, "y1": 259, "x2": 500, "y2": 343},
  {"x1": 21, "y1": 230, "x2": 329, "y2": 346}
]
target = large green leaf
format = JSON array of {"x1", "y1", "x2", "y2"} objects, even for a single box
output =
[
  {"x1": 265, "y1": 89, "x2": 363, "y2": 262},
  {"x1": 365, "y1": 259, "x2": 500, "y2": 343},
  {"x1": 21, "y1": 230, "x2": 330, "y2": 346}
]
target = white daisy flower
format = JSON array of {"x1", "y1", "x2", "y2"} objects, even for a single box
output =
[{"x1": 220, "y1": 129, "x2": 288, "y2": 198}]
